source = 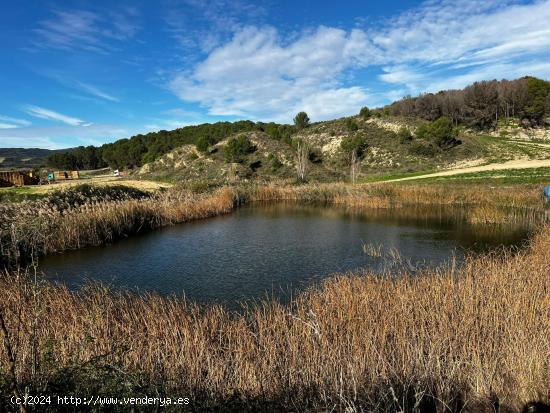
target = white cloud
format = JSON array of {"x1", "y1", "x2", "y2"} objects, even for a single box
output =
[
  {"x1": 169, "y1": 26, "x2": 374, "y2": 122},
  {"x1": 164, "y1": 0, "x2": 266, "y2": 53},
  {"x1": 168, "y1": 0, "x2": 550, "y2": 120},
  {"x1": 24, "y1": 106, "x2": 88, "y2": 126},
  {"x1": 75, "y1": 81, "x2": 119, "y2": 102},
  {"x1": 33, "y1": 8, "x2": 139, "y2": 53},
  {"x1": 0, "y1": 115, "x2": 31, "y2": 127},
  {"x1": 0, "y1": 124, "x2": 132, "y2": 149},
  {"x1": 0, "y1": 136, "x2": 64, "y2": 149}
]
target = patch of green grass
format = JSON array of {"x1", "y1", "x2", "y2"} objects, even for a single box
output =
[
  {"x1": 0, "y1": 186, "x2": 48, "y2": 203},
  {"x1": 420, "y1": 167, "x2": 550, "y2": 185},
  {"x1": 359, "y1": 169, "x2": 437, "y2": 183}
]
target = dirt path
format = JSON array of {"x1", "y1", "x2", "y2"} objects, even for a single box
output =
[{"x1": 386, "y1": 159, "x2": 550, "y2": 182}]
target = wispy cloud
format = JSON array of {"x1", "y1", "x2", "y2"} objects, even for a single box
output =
[
  {"x1": 24, "y1": 106, "x2": 90, "y2": 126},
  {"x1": 0, "y1": 115, "x2": 31, "y2": 128},
  {"x1": 33, "y1": 8, "x2": 140, "y2": 53},
  {"x1": 74, "y1": 81, "x2": 119, "y2": 102},
  {"x1": 0, "y1": 124, "x2": 133, "y2": 149},
  {"x1": 36, "y1": 70, "x2": 121, "y2": 103},
  {"x1": 164, "y1": 0, "x2": 266, "y2": 54},
  {"x1": 168, "y1": 0, "x2": 550, "y2": 121}
]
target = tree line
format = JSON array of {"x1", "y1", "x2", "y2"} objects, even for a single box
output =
[
  {"x1": 47, "y1": 120, "x2": 295, "y2": 170},
  {"x1": 385, "y1": 76, "x2": 550, "y2": 129}
]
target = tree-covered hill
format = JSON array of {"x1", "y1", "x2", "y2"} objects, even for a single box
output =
[
  {"x1": 43, "y1": 76, "x2": 550, "y2": 172},
  {"x1": 46, "y1": 120, "x2": 295, "y2": 170},
  {"x1": 384, "y1": 76, "x2": 550, "y2": 129},
  {"x1": 0, "y1": 148, "x2": 61, "y2": 170}
]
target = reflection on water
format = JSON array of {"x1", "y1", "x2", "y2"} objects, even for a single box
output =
[{"x1": 40, "y1": 202, "x2": 530, "y2": 308}]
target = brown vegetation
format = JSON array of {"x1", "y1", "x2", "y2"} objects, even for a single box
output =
[
  {"x1": 1, "y1": 182, "x2": 546, "y2": 268},
  {"x1": 1, "y1": 225, "x2": 549, "y2": 411}
]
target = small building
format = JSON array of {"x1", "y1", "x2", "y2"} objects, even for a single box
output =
[
  {"x1": 0, "y1": 170, "x2": 40, "y2": 187},
  {"x1": 51, "y1": 171, "x2": 80, "y2": 181}
]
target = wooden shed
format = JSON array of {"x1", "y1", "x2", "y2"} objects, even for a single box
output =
[
  {"x1": 0, "y1": 170, "x2": 40, "y2": 187},
  {"x1": 53, "y1": 170, "x2": 80, "y2": 180}
]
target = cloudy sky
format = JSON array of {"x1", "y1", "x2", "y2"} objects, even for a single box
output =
[{"x1": 1, "y1": 0, "x2": 550, "y2": 149}]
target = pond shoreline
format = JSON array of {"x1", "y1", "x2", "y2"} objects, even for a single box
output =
[
  {"x1": 1, "y1": 223, "x2": 549, "y2": 411},
  {"x1": 0, "y1": 182, "x2": 546, "y2": 269}
]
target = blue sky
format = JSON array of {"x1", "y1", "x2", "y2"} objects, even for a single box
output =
[{"x1": 1, "y1": 0, "x2": 550, "y2": 149}]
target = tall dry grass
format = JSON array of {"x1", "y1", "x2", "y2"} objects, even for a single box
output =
[
  {"x1": 1, "y1": 226, "x2": 549, "y2": 411},
  {"x1": 1, "y1": 182, "x2": 546, "y2": 268},
  {"x1": 0, "y1": 187, "x2": 235, "y2": 267}
]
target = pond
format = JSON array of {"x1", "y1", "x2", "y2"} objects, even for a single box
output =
[{"x1": 40, "y1": 203, "x2": 530, "y2": 308}]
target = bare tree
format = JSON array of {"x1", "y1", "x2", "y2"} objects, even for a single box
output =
[
  {"x1": 350, "y1": 148, "x2": 360, "y2": 183},
  {"x1": 295, "y1": 141, "x2": 309, "y2": 182}
]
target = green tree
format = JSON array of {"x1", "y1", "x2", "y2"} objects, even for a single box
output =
[
  {"x1": 416, "y1": 117, "x2": 460, "y2": 148},
  {"x1": 224, "y1": 135, "x2": 255, "y2": 163},
  {"x1": 196, "y1": 136, "x2": 216, "y2": 152},
  {"x1": 359, "y1": 106, "x2": 371, "y2": 119},
  {"x1": 293, "y1": 112, "x2": 310, "y2": 129},
  {"x1": 522, "y1": 77, "x2": 550, "y2": 124},
  {"x1": 340, "y1": 134, "x2": 368, "y2": 161}
]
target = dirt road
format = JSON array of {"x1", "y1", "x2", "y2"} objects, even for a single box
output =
[{"x1": 386, "y1": 159, "x2": 550, "y2": 182}]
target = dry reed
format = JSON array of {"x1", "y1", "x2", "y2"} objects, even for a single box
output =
[
  {"x1": 1, "y1": 226, "x2": 549, "y2": 411},
  {"x1": 1, "y1": 182, "x2": 546, "y2": 268}
]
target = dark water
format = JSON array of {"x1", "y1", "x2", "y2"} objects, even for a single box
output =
[{"x1": 40, "y1": 203, "x2": 530, "y2": 307}]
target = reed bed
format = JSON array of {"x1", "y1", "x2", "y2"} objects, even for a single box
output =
[
  {"x1": 1, "y1": 226, "x2": 549, "y2": 411},
  {"x1": 1, "y1": 182, "x2": 546, "y2": 268},
  {"x1": 0, "y1": 186, "x2": 235, "y2": 267}
]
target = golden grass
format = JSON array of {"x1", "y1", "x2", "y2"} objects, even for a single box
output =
[
  {"x1": 0, "y1": 176, "x2": 172, "y2": 195},
  {"x1": 1, "y1": 182, "x2": 546, "y2": 268},
  {"x1": 1, "y1": 226, "x2": 549, "y2": 411}
]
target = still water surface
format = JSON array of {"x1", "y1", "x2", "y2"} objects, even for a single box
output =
[{"x1": 40, "y1": 203, "x2": 529, "y2": 307}]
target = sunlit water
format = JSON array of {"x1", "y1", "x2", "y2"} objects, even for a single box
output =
[{"x1": 40, "y1": 203, "x2": 530, "y2": 308}]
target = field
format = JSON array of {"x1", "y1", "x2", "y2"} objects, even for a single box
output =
[{"x1": 0, "y1": 175, "x2": 172, "y2": 203}]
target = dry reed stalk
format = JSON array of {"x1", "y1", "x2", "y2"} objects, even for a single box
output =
[
  {"x1": 1, "y1": 226, "x2": 549, "y2": 411},
  {"x1": 1, "y1": 182, "x2": 546, "y2": 268}
]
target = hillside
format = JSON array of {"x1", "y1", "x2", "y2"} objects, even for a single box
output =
[
  {"x1": 17, "y1": 75, "x2": 550, "y2": 181},
  {"x1": 0, "y1": 148, "x2": 58, "y2": 170},
  {"x1": 136, "y1": 112, "x2": 550, "y2": 185}
]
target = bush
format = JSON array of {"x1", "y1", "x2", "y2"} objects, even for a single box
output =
[
  {"x1": 268, "y1": 154, "x2": 283, "y2": 170},
  {"x1": 308, "y1": 147, "x2": 323, "y2": 164},
  {"x1": 416, "y1": 117, "x2": 460, "y2": 149},
  {"x1": 224, "y1": 135, "x2": 256, "y2": 163},
  {"x1": 196, "y1": 136, "x2": 216, "y2": 153},
  {"x1": 346, "y1": 118, "x2": 359, "y2": 132},
  {"x1": 340, "y1": 134, "x2": 368, "y2": 161},
  {"x1": 397, "y1": 127, "x2": 413, "y2": 144},
  {"x1": 408, "y1": 142, "x2": 437, "y2": 157},
  {"x1": 359, "y1": 106, "x2": 371, "y2": 119}
]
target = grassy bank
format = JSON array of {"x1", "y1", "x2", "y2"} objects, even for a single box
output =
[
  {"x1": 1, "y1": 182, "x2": 547, "y2": 268},
  {"x1": 1, "y1": 225, "x2": 549, "y2": 411}
]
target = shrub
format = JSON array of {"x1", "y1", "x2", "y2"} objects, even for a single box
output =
[
  {"x1": 196, "y1": 136, "x2": 216, "y2": 153},
  {"x1": 416, "y1": 117, "x2": 460, "y2": 149},
  {"x1": 340, "y1": 134, "x2": 368, "y2": 161},
  {"x1": 397, "y1": 127, "x2": 413, "y2": 144},
  {"x1": 408, "y1": 141, "x2": 437, "y2": 157},
  {"x1": 268, "y1": 154, "x2": 283, "y2": 170},
  {"x1": 308, "y1": 147, "x2": 323, "y2": 164},
  {"x1": 359, "y1": 106, "x2": 371, "y2": 119},
  {"x1": 224, "y1": 135, "x2": 255, "y2": 163},
  {"x1": 346, "y1": 118, "x2": 359, "y2": 132}
]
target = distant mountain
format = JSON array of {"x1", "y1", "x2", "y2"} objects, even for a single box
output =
[{"x1": 0, "y1": 148, "x2": 67, "y2": 170}]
